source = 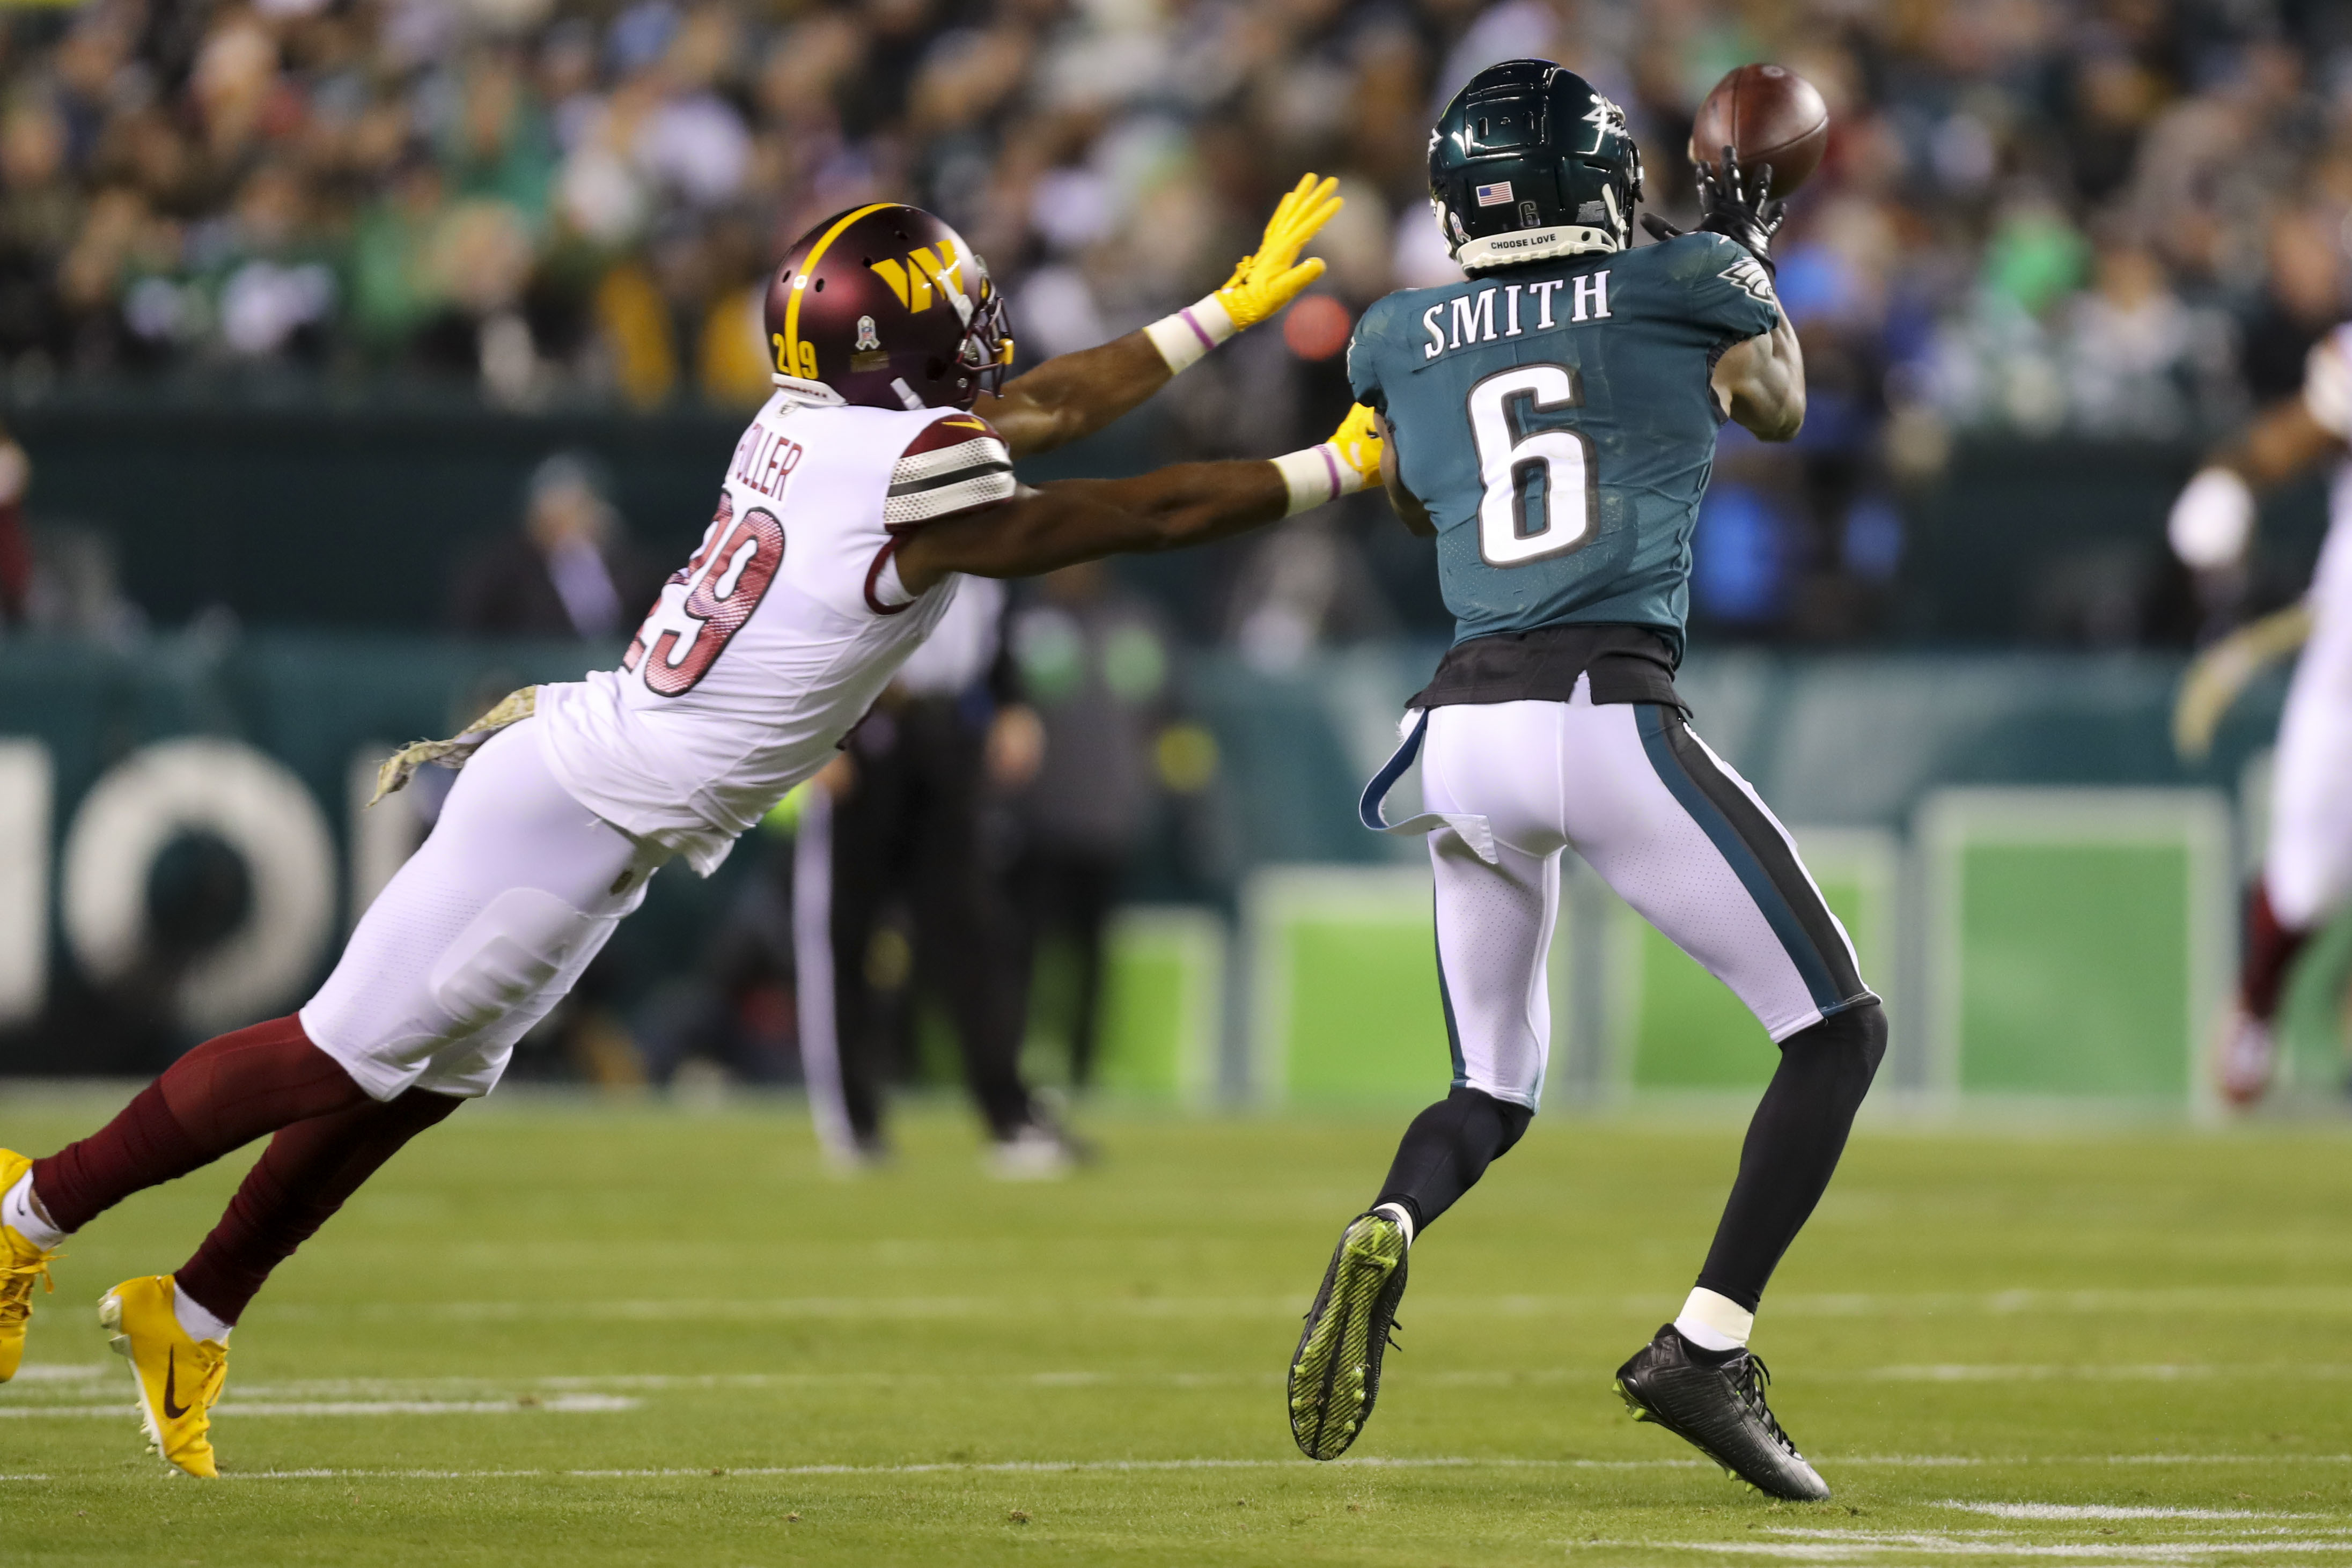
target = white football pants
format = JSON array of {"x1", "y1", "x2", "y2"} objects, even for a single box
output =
[
  {"x1": 1414, "y1": 681, "x2": 1874, "y2": 1110},
  {"x1": 303, "y1": 719, "x2": 667, "y2": 1099},
  {"x1": 2263, "y1": 464, "x2": 2352, "y2": 930}
]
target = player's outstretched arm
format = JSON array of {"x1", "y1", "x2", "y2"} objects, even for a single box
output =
[
  {"x1": 974, "y1": 175, "x2": 1342, "y2": 460},
  {"x1": 1712, "y1": 316, "x2": 1805, "y2": 441},
  {"x1": 1652, "y1": 144, "x2": 1803, "y2": 441},
  {"x1": 898, "y1": 465, "x2": 1287, "y2": 591},
  {"x1": 2170, "y1": 340, "x2": 2349, "y2": 572},
  {"x1": 896, "y1": 405, "x2": 1380, "y2": 592}
]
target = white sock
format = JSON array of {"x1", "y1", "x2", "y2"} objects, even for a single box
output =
[
  {"x1": 1373, "y1": 1201, "x2": 1416, "y2": 1249},
  {"x1": 171, "y1": 1280, "x2": 233, "y2": 1344},
  {"x1": 2, "y1": 1173, "x2": 64, "y2": 1250},
  {"x1": 1672, "y1": 1286, "x2": 1753, "y2": 1353}
]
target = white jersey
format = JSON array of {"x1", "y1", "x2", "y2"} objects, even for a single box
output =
[
  {"x1": 2255, "y1": 321, "x2": 2352, "y2": 930},
  {"x1": 536, "y1": 389, "x2": 1017, "y2": 873},
  {"x1": 2300, "y1": 325, "x2": 2352, "y2": 624}
]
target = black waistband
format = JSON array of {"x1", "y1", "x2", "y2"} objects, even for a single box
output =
[{"x1": 1409, "y1": 623, "x2": 1684, "y2": 712}]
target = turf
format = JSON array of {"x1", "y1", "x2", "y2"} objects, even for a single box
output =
[{"x1": 5, "y1": 1091, "x2": 2352, "y2": 1565}]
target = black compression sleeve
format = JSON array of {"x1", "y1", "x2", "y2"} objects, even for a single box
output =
[
  {"x1": 1373, "y1": 1085, "x2": 1533, "y2": 1235},
  {"x1": 1694, "y1": 1000, "x2": 1887, "y2": 1311}
]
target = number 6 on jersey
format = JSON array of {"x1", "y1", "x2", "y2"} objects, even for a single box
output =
[{"x1": 1468, "y1": 364, "x2": 1596, "y2": 566}]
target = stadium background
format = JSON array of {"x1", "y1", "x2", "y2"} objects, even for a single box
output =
[{"x1": 0, "y1": 0, "x2": 2347, "y2": 1118}]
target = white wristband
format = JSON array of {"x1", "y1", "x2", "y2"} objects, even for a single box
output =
[
  {"x1": 2169, "y1": 466, "x2": 2254, "y2": 571},
  {"x1": 1270, "y1": 443, "x2": 1371, "y2": 517},
  {"x1": 1144, "y1": 293, "x2": 1236, "y2": 374}
]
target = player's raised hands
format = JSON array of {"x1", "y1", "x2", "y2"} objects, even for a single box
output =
[
  {"x1": 1693, "y1": 146, "x2": 1786, "y2": 272},
  {"x1": 1217, "y1": 174, "x2": 1344, "y2": 329}
]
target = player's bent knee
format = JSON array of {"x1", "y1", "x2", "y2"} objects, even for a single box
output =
[
  {"x1": 1451, "y1": 1085, "x2": 1537, "y2": 1156},
  {"x1": 1375, "y1": 1086, "x2": 1537, "y2": 1234},
  {"x1": 1781, "y1": 998, "x2": 1887, "y2": 1087},
  {"x1": 426, "y1": 887, "x2": 609, "y2": 1035}
]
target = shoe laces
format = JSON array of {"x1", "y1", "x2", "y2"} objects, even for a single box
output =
[
  {"x1": 0, "y1": 1247, "x2": 56, "y2": 1322},
  {"x1": 188, "y1": 1337, "x2": 229, "y2": 1411},
  {"x1": 1726, "y1": 1352, "x2": 1796, "y2": 1454}
]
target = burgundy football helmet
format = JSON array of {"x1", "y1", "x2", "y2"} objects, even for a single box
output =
[{"x1": 763, "y1": 203, "x2": 1012, "y2": 411}]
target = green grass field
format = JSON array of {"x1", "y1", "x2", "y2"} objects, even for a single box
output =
[{"x1": 6, "y1": 1091, "x2": 2352, "y2": 1565}]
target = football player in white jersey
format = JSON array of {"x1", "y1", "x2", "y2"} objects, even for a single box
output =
[
  {"x1": 2169, "y1": 322, "x2": 2352, "y2": 1105},
  {"x1": 0, "y1": 187, "x2": 1385, "y2": 1476}
]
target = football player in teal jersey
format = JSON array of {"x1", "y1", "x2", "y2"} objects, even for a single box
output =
[{"x1": 1284, "y1": 61, "x2": 1883, "y2": 1501}]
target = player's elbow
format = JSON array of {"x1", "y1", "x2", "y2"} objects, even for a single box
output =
[
  {"x1": 1025, "y1": 402, "x2": 1092, "y2": 460},
  {"x1": 1746, "y1": 384, "x2": 1805, "y2": 443},
  {"x1": 1142, "y1": 504, "x2": 1216, "y2": 551}
]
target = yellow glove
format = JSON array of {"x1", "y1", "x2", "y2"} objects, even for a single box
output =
[
  {"x1": 1325, "y1": 402, "x2": 1384, "y2": 490},
  {"x1": 1145, "y1": 173, "x2": 1344, "y2": 372},
  {"x1": 1217, "y1": 173, "x2": 1343, "y2": 329},
  {"x1": 1271, "y1": 402, "x2": 1384, "y2": 516}
]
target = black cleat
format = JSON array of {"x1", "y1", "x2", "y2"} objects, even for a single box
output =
[
  {"x1": 1287, "y1": 1211, "x2": 1408, "y2": 1460},
  {"x1": 1614, "y1": 1324, "x2": 1830, "y2": 1500}
]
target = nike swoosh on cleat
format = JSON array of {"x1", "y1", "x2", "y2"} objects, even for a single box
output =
[{"x1": 163, "y1": 1351, "x2": 189, "y2": 1420}]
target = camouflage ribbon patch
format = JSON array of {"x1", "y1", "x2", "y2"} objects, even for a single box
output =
[{"x1": 367, "y1": 686, "x2": 538, "y2": 807}]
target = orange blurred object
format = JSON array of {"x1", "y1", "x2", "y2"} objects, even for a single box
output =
[{"x1": 1282, "y1": 295, "x2": 1352, "y2": 361}]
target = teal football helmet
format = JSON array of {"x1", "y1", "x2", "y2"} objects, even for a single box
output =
[{"x1": 1428, "y1": 60, "x2": 1644, "y2": 273}]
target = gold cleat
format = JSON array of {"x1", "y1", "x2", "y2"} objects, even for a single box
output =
[
  {"x1": 0, "y1": 1149, "x2": 61, "y2": 1383},
  {"x1": 99, "y1": 1276, "x2": 227, "y2": 1478}
]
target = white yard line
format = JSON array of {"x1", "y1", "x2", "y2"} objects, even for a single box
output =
[
  {"x1": 1609, "y1": 1538, "x2": 2352, "y2": 1561},
  {"x1": 4, "y1": 1365, "x2": 105, "y2": 1382},
  {"x1": 1873, "y1": 1365, "x2": 2352, "y2": 1382},
  {"x1": 1937, "y1": 1504, "x2": 2303, "y2": 1521},
  {"x1": 0, "y1": 1395, "x2": 637, "y2": 1418},
  {"x1": 5, "y1": 1452, "x2": 2352, "y2": 1483},
  {"x1": 248, "y1": 1285, "x2": 2352, "y2": 1325},
  {"x1": 8, "y1": 1364, "x2": 2346, "y2": 1405}
]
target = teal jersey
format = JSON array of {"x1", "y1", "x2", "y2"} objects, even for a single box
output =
[{"x1": 1347, "y1": 234, "x2": 1780, "y2": 658}]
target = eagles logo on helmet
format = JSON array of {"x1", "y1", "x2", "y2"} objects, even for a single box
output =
[
  {"x1": 1428, "y1": 60, "x2": 1645, "y2": 273},
  {"x1": 762, "y1": 203, "x2": 1013, "y2": 412}
]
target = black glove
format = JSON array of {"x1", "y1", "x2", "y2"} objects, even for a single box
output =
[{"x1": 1692, "y1": 145, "x2": 1784, "y2": 276}]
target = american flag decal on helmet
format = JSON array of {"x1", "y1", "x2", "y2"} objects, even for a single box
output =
[{"x1": 1474, "y1": 181, "x2": 1513, "y2": 207}]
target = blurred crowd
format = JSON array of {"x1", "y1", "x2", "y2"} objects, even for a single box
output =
[
  {"x1": 0, "y1": 0, "x2": 2342, "y2": 413},
  {"x1": 0, "y1": 0, "x2": 2347, "y2": 636}
]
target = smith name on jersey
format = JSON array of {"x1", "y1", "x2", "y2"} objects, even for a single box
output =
[
  {"x1": 1348, "y1": 231, "x2": 1779, "y2": 659},
  {"x1": 533, "y1": 393, "x2": 1016, "y2": 875}
]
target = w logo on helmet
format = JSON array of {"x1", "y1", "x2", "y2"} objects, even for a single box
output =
[
  {"x1": 764, "y1": 203, "x2": 1008, "y2": 411},
  {"x1": 869, "y1": 242, "x2": 967, "y2": 316}
]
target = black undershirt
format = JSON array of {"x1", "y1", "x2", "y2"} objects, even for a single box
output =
[{"x1": 1410, "y1": 623, "x2": 1684, "y2": 712}]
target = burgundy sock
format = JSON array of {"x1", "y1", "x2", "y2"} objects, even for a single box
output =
[
  {"x1": 174, "y1": 1088, "x2": 462, "y2": 1326},
  {"x1": 31, "y1": 1014, "x2": 369, "y2": 1233},
  {"x1": 2241, "y1": 880, "x2": 2313, "y2": 1023}
]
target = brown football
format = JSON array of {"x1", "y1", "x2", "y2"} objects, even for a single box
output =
[{"x1": 1688, "y1": 63, "x2": 1829, "y2": 197}]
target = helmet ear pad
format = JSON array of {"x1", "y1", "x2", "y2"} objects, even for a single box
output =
[
  {"x1": 762, "y1": 204, "x2": 1011, "y2": 411},
  {"x1": 1428, "y1": 59, "x2": 1644, "y2": 272}
]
